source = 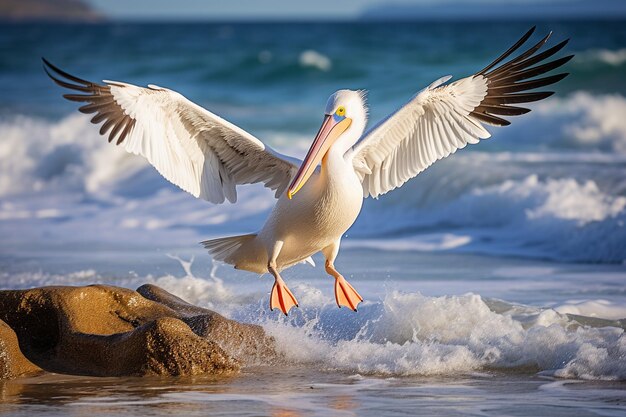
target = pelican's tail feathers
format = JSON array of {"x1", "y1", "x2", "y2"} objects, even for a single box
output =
[{"x1": 201, "y1": 233, "x2": 257, "y2": 264}]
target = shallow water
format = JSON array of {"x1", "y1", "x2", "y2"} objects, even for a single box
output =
[{"x1": 2, "y1": 368, "x2": 625, "y2": 417}]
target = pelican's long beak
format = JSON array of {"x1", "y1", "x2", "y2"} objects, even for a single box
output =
[{"x1": 287, "y1": 114, "x2": 351, "y2": 199}]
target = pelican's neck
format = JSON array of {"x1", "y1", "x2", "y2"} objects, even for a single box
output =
[{"x1": 321, "y1": 122, "x2": 364, "y2": 176}]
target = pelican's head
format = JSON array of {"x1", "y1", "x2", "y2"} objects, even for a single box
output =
[{"x1": 287, "y1": 89, "x2": 367, "y2": 199}]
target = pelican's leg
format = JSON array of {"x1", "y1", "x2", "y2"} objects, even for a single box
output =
[
  {"x1": 323, "y1": 240, "x2": 363, "y2": 311},
  {"x1": 267, "y1": 240, "x2": 298, "y2": 315}
]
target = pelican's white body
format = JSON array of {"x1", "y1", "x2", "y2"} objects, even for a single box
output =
[{"x1": 228, "y1": 145, "x2": 364, "y2": 273}]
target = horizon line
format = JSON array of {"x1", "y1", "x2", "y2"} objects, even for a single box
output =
[{"x1": 3, "y1": 15, "x2": 626, "y2": 24}]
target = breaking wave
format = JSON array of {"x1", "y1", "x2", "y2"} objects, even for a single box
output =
[
  {"x1": 5, "y1": 259, "x2": 624, "y2": 381},
  {"x1": 259, "y1": 289, "x2": 626, "y2": 380},
  {"x1": 575, "y1": 48, "x2": 626, "y2": 67},
  {"x1": 500, "y1": 91, "x2": 626, "y2": 154},
  {"x1": 298, "y1": 50, "x2": 332, "y2": 71}
]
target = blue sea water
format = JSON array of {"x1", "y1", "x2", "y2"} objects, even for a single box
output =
[{"x1": 0, "y1": 20, "x2": 625, "y2": 416}]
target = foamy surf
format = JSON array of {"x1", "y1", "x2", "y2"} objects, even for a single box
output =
[
  {"x1": 4, "y1": 255, "x2": 624, "y2": 381},
  {"x1": 262, "y1": 291, "x2": 625, "y2": 380},
  {"x1": 163, "y1": 256, "x2": 625, "y2": 382}
]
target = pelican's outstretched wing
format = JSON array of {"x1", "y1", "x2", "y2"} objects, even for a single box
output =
[
  {"x1": 349, "y1": 27, "x2": 572, "y2": 199},
  {"x1": 43, "y1": 59, "x2": 299, "y2": 204}
]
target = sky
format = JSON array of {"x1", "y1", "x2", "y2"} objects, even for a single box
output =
[
  {"x1": 86, "y1": 0, "x2": 389, "y2": 20},
  {"x1": 84, "y1": 0, "x2": 613, "y2": 21}
]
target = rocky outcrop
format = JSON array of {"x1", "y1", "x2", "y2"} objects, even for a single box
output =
[
  {"x1": 137, "y1": 284, "x2": 276, "y2": 362},
  {"x1": 0, "y1": 319, "x2": 42, "y2": 379},
  {"x1": 0, "y1": 284, "x2": 275, "y2": 379},
  {"x1": 0, "y1": 0, "x2": 103, "y2": 22}
]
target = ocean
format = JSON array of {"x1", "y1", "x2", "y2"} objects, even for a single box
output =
[{"x1": 0, "y1": 20, "x2": 625, "y2": 416}]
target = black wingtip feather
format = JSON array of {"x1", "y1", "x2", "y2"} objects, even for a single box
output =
[
  {"x1": 44, "y1": 59, "x2": 137, "y2": 147},
  {"x1": 478, "y1": 104, "x2": 531, "y2": 116},
  {"x1": 476, "y1": 26, "x2": 536, "y2": 75},
  {"x1": 520, "y1": 39, "x2": 570, "y2": 68},
  {"x1": 472, "y1": 112, "x2": 511, "y2": 127},
  {"x1": 42, "y1": 58, "x2": 92, "y2": 86},
  {"x1": 63, "y1": 93, "x2": 91, "y2": 102},
  {"x1": 471, "y1": 28, "x2": 571, "y2": 127},
  {"x1": 494, "y1": 55, "x2": 574, "y2": 87},
  {"x1": 489, "y1": 73, "x2": 569, "y2": 94},
  {"x1": 117, "y1": 118, "x2": 135, "y2": 145},
  {"x1": 486, "y1": 33, "x2": 556, "y2": 78},
  {"x1": 483, "y1": 91, "x2": 554, "y2": 105}
]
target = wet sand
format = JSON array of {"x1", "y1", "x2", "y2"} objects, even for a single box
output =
[{"x1": 2, "y1": 367, "x2": 625, "y2": 417}]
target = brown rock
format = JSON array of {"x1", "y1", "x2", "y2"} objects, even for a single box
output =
[
  {"x1": 0, "y1": 284, "x2": 275, "y2": 378},
  {"x1": 0, "y1": 319, "x2": 42, "y2": 379},
  {"x1": 137, "y1": 284, "x2": 276, "y2": 363},
  {"x1": 0, "y1": 0, "x2": 103, "y2": 22}
]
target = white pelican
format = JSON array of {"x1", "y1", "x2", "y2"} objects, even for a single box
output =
[{"x1": 44, "y1": 27, "x2": 571, "y2": 315}]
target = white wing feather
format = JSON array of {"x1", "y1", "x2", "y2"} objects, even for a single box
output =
[
  {"x1": 108, "y1": 82, "x2": 299, "y2": 204},
  {"x1": 44, "y1": 61, "x2": 299, "y2": 204},
  {"x1": 348, "y1": 27, "x2": 572, "y2": 199},
  {"x1": 349, "y1": 75, "x2": 490, "y2": 198}
]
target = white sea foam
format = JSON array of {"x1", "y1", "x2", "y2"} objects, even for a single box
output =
[
  {"x1": 129, "y1": 251, "x2": 624, "y2": 382},
  {"x1": 575, "y1": 48, "x2": 626, "y2": 66},
  {"x1": 254, "y1": 288, "x2": 626, "y2": 380},
  {"x1": 554, "y1": 300, "x2": 626, "y2": 320},
  {"x1": 501, "y1": 92, "x2": 626, "y2": 154},
  {"x1": 0, "y1": 113, "x2": 144, "y2": 197},
  {"x1": 344, "y1": 233, "x2": 472, "y2": 252},
  {"x1": 444, "y1": 175, "x2": 625, "y2": 227},
  {"x1": 299, "y1": 50, "x2": 332, "y2": 71},
  {"x1": 355, "y1": 171, "x2": 626, "y2": 263}
]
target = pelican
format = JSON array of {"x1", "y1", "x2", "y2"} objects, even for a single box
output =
[{"x1": 44, "y1": 27, "x2": 571, "y2": 315}]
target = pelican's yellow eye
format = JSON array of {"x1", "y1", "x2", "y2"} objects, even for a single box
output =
[{"x1": 335, "y1": 106, "x2": 346, "y2": 117}]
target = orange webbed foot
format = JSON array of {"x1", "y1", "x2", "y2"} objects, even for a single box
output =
[
  {"x1": 270, "y1": 278, "x2": 298, "y2": 315},
  {"x1": 334, "y1": 275, "x2": 363, "y2": 311}
]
